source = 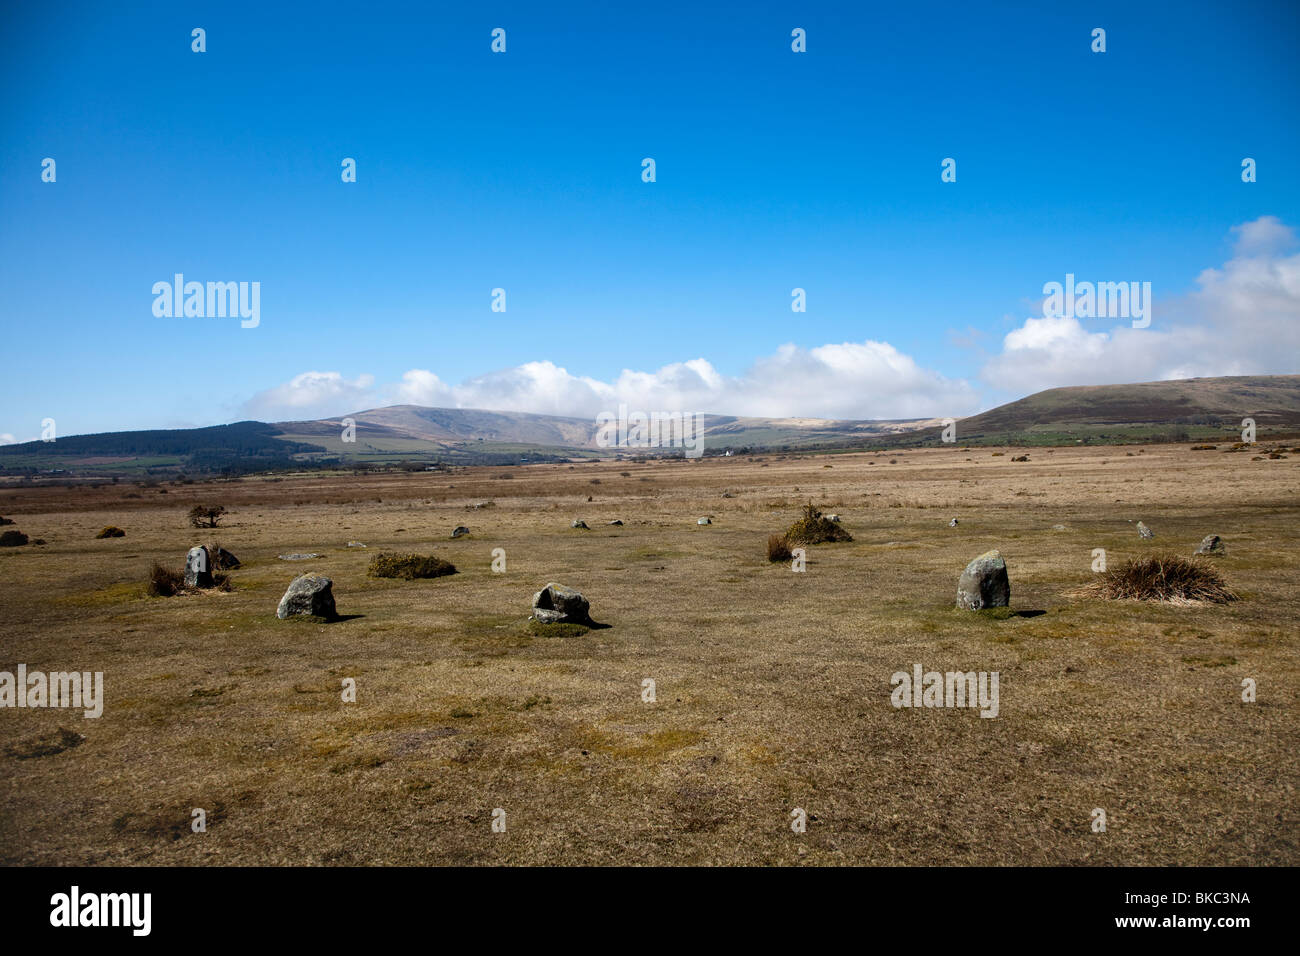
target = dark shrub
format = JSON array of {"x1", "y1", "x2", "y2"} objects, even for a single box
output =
[
  {"x1": 188, "y1": 505, "x2": 226, "y2": 528},
  {"x1": 0, "y1": 516, "x2": 13, "y2": 525},
  {"x1": 96, "y1": 526, "x2": 126, "y2": 538},
  {"x1": 785, "y1": 503, "x2": 852, "y2": 545},
  {"x1": 368, "y1": 553, "x2": 458, "y2": 580},
  {"x1": 0, "y1": 529, "x2": 28, "y2": 547},
  {"x1": 767, "y1": 534, "x2": 794, "y2": 563},
  {"x1": 146, "y1": 561, "x2": 184, "y2": 597}
]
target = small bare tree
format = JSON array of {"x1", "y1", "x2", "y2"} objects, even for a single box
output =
[{"x1": 188, "y1": 505, "x2": 227, "y2": 528}]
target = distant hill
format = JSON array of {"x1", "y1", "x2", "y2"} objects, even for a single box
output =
[
  {"x1": 3, "y1": 375, "x2": 1297, "y2": 476},
  {"x1": 0, "y1": 421, "x2": 326, "y2": 475},
  {"x1": 895, "y1": 374, "x2": 1300, "y2": 447},
  {"x1": 273, "y1": 406, "x2": 941, "y2": 459}
]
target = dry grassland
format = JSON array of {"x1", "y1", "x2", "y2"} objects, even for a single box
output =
[{"x1": 0, "y1": 444, "x2": 1297, "y2": 865}]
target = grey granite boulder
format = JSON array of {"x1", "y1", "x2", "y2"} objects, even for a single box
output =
[
  {"x1": 1137, "y1": 521, "x2": 1155, "y2": 539},
  {"x1": 276, "y1": 572, "x2": 337, "y2": 620},
  {"x1": 451, "y1": 526, "x2": 471, "y2": 538},
  {"x1": 531, "y1": 583, "x2": 591, "y2": 626},
  {"x1": 956, "y1": 550, "x2": 1010, "y2": 610}
]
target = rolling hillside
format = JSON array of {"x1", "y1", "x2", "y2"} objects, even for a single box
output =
[{"x1": 3, "y1": 375, "x2": 1297, "y2": 475}]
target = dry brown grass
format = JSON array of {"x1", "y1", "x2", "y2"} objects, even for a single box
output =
[
  {"x1": 0, "y1": 443, "x2": 1297, "y2": 865},
  {"x1": 1078, "y1": 553, "x2": 1238, "y2": 605}
]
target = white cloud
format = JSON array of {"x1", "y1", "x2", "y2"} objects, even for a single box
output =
[
  {"x1": 242, "y1": 371, "x2": 375, "y2": 421},
  {"x1": 246, "y1": 343, "x2": 977, "y2": 423},
  {"x1": 0, "y1": 433, "x2": 16, "y2": 445},
  {"x1": 387, "y1": 343, "x2": 975, "y2": 421},
  {"x1": 982, "y1": 216, "x2": 1300, "y2": 394}
]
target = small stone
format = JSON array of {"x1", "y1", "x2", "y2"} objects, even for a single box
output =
[
  {"x1": 278, "y1": 553, "x2": 320, "y2": 561},
  {"x1": 451, "y1": 526, "x2": 471, "y2": 538},
  {"x1": 608, "y1": 519, "x2": 623, "y2": 526},
  {"x1": 697, "y1": 517, "x2": 711, "y2": 525},
  {"x1": 1194, "y1": 534, "x2": 1225, "y2": 555},
  {"x1": 571, "y1": 519, "x2": 589, "y2": 529},
  {"x1": 1137, "y1": 521, "x2": 1155, "y2": 539},
  {"x1": 826, "y1": 514, "x2": 841, "y2": 523},
  {"x1": 949, "y1": 518, "x2": 959, "y2": 528},
  {"x1": 347, "y1": 541, "x2": 366, "y2": 548}
]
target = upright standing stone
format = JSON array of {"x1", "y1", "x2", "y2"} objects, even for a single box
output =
[
  {"x1": 185, "y1": 546, "x2": 214, "y2": 588},
  {"x1": 956, "y1": 550, "x2": 1011, "y2": 610},
  {"x1": 1137, "y1": 521, "x2": 1155, "y2": 539}
]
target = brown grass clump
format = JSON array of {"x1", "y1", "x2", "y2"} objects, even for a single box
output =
[
  {"x1": 767, "y1": 534, "x2": 793, "y2": 563},
  {"x1": 96, "y1": 526, "x2": 126, "y2": 538},
  {"x1": 1080, "y1": 554, "x2": 1237, "y2": 605},
  {"x1": 368, "y1": 553, "x2": 458, "y2": 580},
  {"x1": 785, "y1": 502, "x2": 852, "y2": 545},
  {"x1": 146, "y1": 561, "x2": 185, "y2": 597}
]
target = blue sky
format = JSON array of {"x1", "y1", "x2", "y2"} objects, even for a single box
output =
[{"x1": 2, "y1": 0, "x2": 1298, "y2": 439}]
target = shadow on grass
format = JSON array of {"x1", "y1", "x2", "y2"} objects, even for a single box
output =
[{"x1": 527, "y1": 618, "x2": 612, "y2": 637}]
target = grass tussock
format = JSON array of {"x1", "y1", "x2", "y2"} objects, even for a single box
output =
[
  {"x1": 368, "y1": 552, "x2": 458, "y2": 580},
  {"x1": 1080, "y1": 554, "x2": 1238, "y2": 605},
  {"x1": 784, "y1": 502, "x2": 852, "y2": 545},
  {"x1": 0, "y1": 529, "x2": 29, "y2": 547},
  {"x1": 95, "y1": 526, "x2": 126, "y2": 538},
  {"x1": 146, "y1": 561, "x2": 231, "y2": 596},
  {"x1": 767, "y1": 534, "x2": 793, "y2": 563}
]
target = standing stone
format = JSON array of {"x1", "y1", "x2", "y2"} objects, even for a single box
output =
[
  {"x1": 531, "y1": 583, "x2": 592, "y2": 626},
  {"x1": 1137, "y1": 521, "x2": 1155, "y2": 539},
  {"x1": 185, "y1": 546, "x2": 214, "y2": 588},
  {"x1": 956, "y1": 550, "x2": 1011, "y2": 610},
  {"x1": 213, "y1": 546, "x2": 240, "y2": 569},
  {"x1": 949, "y1": 518, "x2": 959, "y2": 527},
  {"x1": 1194, "y1": 534, "x2": 1225, "y2": 555},
  {"x1": 276, "y1": 573, "x2": 337, "y2": 620},
  {"x1": 571, "y1": 519, "x2": 589, "y2": 529}
]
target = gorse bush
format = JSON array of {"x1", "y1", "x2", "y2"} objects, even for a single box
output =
[
  {"x1": 0, "y1": 529, "x2": 28, "y2": 547},
  {"x1": 785, "y1": 502, "x2": 852, "y2": 545},
  {"x1": 96, "y1": 526, "x2": 126, "y2": 538},
  {"x1": 368, "y1": 553, "x2": 458, "y2": 580},
  {"x1": 1083, "y1": 554, "x2": 1237, "y2": 604},
  {"x1": 767, "y1": 534, "x2": 793, "y2": 563}
]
